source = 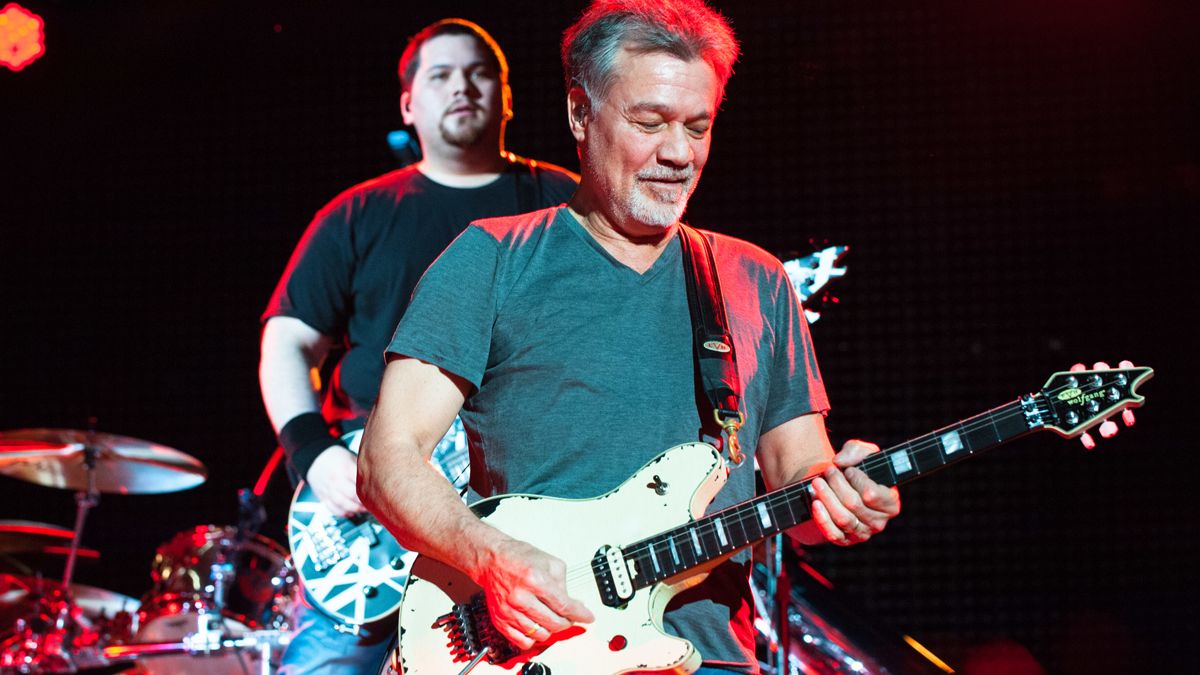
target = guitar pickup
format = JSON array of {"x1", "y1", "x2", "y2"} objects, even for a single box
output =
[{"x1": 593, "y1": 545, "x2": 635, "y2": 608}]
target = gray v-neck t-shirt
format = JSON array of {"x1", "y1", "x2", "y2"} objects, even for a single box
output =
[{"x1": 388, "y1": 206, "x2": 828, "y2": 671}]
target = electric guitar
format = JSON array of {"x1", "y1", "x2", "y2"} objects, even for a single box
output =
[
  {"x1": 395, "y1": 365, "x2": 1152, "y2": 674},
  {"x1": 285, "y1": 246, "x2": 848, "y2": 626}
]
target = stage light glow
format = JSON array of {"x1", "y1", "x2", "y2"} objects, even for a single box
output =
[
  {"x1": 0, "y1": 2, "x2": 44, "y2": 72},
  {"x1": 903, "y1": 635, "x2": 956, "y2": 673}
]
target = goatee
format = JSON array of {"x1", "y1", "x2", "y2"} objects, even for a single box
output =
[{"x1": 440, "y1": 114, "x2": 486, "y2": 147}]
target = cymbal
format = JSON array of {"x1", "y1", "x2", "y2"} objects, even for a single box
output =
[
  {"x1": 0, "y1": 428, "x2": 207, "y2": 494},
  {"x1": 0, "y1": 520, "x2": 72, "y2": 553},
  {"x1": 64, "y1": 580, "x2": 139, "y2": 618},
  {"x1": 0, "y1": 520, "x2": 101, "y2": 568},
  {"x1": 0, "y1": 573, "x2": 139, "y2": 619}
]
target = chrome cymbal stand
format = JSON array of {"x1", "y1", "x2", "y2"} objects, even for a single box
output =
[
  {"x1": 763, "y1": 532, "x2": 791, "y2": 675},
  {"x1": 60, "y1": 426, "x2": 100, "y2": 593}
]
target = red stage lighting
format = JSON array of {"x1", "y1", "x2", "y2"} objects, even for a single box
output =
[{"x1": 1, "y1": 3, "x2": 44, "y2": 72}]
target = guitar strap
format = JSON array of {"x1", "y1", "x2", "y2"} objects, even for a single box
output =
[
  {"x1": 512, "y1": 155, "x2": 542, "y2": 214},
  {"x1": 678, "y1": 224, "x2": 745, "y2": 465}
]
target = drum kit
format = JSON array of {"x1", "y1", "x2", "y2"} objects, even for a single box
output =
[{"x1": 0, "y1": 428, "x2": 297, "y2": 675}]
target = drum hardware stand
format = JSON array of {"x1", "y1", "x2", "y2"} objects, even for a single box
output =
[
  {"x1": 187, "y1": 612, "x2": 225, "y2": 655},
  {"x1": 9, "y1": 425, "x2": 107, "y2": 673},
  {"x1": 762, "y1": 532, "x2": 791, "y2": 675},
  {"x1": 105, "y1": 627, "x2": 287, "y2": 675},
  {"x1": 60, "y1": 425, "x2": 101, "y2": 595},
  {"x1": 207, "y1": 556, "x2": 234, "y2": 618},
  {"x1": 209, "y1": 488, "x2": 268, "y2": 619}
]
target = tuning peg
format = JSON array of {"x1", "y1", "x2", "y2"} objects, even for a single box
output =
[
  {"x1": 1122, "y1": 409, "x2": 1136, "y2": 427},
  {"x1": 1119, "y1": 359, "x2": 1134, "y2": 369},
  {"x1": 1070, "y1": 363, "x2": 1087, "y2": 372},
  {"x1": 1098, "y1": 419, "x2": 1119, "y2": 438},
  {"x1": 1080, "y1": 431, "x2": 1097, "y2": 450},
  {"x1": 1093, "y1": 361, "x2": 1111, "y2": 370}
]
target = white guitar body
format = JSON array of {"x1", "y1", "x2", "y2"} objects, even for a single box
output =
[{"x1": 397, "y1": 443, "x2": 728, "y2": 675}]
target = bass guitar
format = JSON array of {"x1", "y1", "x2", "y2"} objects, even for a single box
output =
[{"x1": 286, "y1": 422, "x2": 469, "y2": 626}]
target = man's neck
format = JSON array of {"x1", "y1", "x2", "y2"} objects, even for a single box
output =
[
  {"x1": 567, "y1": 192, "x2": 677, "y2": 274},
  {"x1": 417, "y1": 146, "x2": 509, "y2": 188}
]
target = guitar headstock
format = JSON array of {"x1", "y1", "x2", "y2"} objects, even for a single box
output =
[
  {"x1": 781, "y1": 244, "x2": 848, "y2": 324},
  {"x1": 1038, "y1": 366, "x2": 1153, "y2": 438}
]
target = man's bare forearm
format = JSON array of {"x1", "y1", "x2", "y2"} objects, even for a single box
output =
[
  {"x1": 356, "y1": 357, "x2": 513, "y2": 581},
  {"x1": 358, "y1": 436, "x2": 513, "y2": 579}
]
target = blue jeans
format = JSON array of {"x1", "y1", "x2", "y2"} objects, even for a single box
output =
[{"x1": 277, "y1": 592, "x2": 393, "y2": 674}]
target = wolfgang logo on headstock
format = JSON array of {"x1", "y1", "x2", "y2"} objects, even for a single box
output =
[
  {"x1": 1055, "y1": 386, "x2": 1108, "y2": 407},
  {"x1": 1039, "y1": 364, "x2": 1152, "y2": 438}
]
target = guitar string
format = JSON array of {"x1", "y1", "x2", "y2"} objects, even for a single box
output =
[
  {"x1": 320, "y1": 376, "x2": 1127, "y2": 544},
  {"x1": 314, "y1": 377, "x2": 1126, "y2": 584},
  {"x1": 575, "y1": 383, "x2": 1136, "y2": 585},
  {"x1": 565, "y1": 375, "x2": 1140, "y2": 585},
  {"x1": 578, "y1": 396, "x2": 1057, "y2": 581},
  {"x1": 564, "y1": 399, "x2": 1043, "y2": 586}
]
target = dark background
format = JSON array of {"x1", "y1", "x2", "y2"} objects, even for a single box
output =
[{"x1": 2, "y1": 1, "x2": 1196, "y2": 672}]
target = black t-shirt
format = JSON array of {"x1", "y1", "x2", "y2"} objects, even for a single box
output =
[{"x1": 263, "y1": 159, "x2": 577, "y2": 434}]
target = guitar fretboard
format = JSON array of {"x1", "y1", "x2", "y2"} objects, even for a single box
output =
[{"x1": 619, "y1": 396, "x2": 1046, "y2": 587}]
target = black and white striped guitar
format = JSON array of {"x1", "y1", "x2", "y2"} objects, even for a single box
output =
[{"x1": 286, "y1": 422, "x2": 469, "y2": 626}]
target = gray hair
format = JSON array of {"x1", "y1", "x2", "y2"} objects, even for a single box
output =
[{"x1": 561, "y1": 0, "x2": 739, "y2": 108}]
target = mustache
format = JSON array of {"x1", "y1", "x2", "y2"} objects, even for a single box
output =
[
  {"x1": 443, "y1": 100, "x2": 482, "y2": 115},
  {"x1": 637, "y1": 167, "x2": 694, "y2": 181}
]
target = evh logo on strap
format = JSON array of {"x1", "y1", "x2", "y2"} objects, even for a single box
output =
[{"x1": 702, "y1": 340, "x2": 732, "y2": 353}]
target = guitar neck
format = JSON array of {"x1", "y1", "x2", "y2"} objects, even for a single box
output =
[{"x1": 621, "y1": 396, "x2": 1044, "y2": 587}]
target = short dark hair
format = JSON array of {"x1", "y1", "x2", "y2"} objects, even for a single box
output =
[
  {"x1": 398, "y1": 18, "x2": 509, "y2": 94},
  {"x1": 561, "y1": 0, "x2": 739, "y2": 106}
]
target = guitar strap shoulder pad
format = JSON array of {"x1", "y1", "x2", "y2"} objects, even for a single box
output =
[{"x1": 677, "y1": 224, "x2": 745, "y2": 463}]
